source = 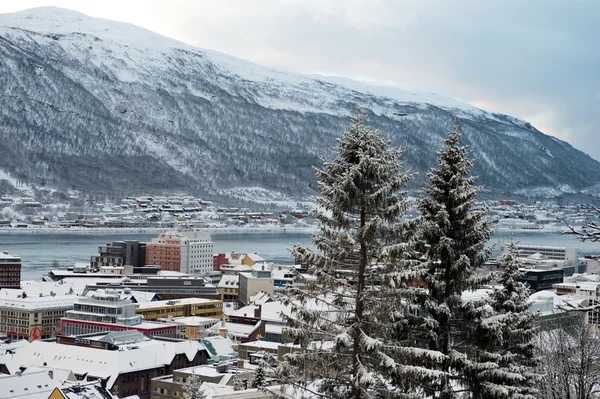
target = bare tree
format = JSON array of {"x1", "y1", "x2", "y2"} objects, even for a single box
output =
[
  {"x1": 537, "y1": 311, "x2": 600, "y2": 399},
  {"x1": 564, "y1": 205, "x2": 600, "y2": 242}
]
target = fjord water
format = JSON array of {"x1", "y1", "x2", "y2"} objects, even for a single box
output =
[
  {"x1": 2, "y1": 231, "x2": 599, "y2": 281},
  {"x1": 2, "y1": 232, "x2": 313, "y2": 281}
]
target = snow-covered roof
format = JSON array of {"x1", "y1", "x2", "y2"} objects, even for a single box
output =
[
  {"x1": 231, "y1": 305, "x2": 258, "y2": 318},
  {"x1": 527, "y1": 252, "x2": 549, "y2": 260},
  {"x1": 461, "y1": 288, "x2": 493, "y2": 303},
  {"x1": 202, "y1": 336, "x2": 235, "y2": 357},
  {"x1": 136, "y1": 297, "x2": 219, "y2": 309},
  {"x1": 237, "y1": 340, "x2": 280, "y2": 350},
  {"x1": 0, "y1": 338, "x2": 30, "y2": 355},
  {"x1": 218, "y1": 274, "x2": 239, "y2": 289},
  {"x1": 220, "y1": 264, "x2": 252, "y2": 273},
  {"x1": 128, "y1": 290, "x2": 158, "y2": 303},
  {"x1": 159, "y1": 316, "x2": 220, "y2": 327},
  {"x1": 209, "y1": 321, "x2": 261, "y2": 339},
  {"x1": 0, "y1": 294, "x2": 79, "y2": 311},
  {"x1": 0, "y1": 252, "x2": 20, "y2": 261},
  {"x1": 245, "y1": 253, "x2": 265, "y2": 263},
  {"x1": 0, "y1": 337, "x2": 208, "y2": 389},
  {"x1": 564, "y1": 273, "x2": 600, "y2": 283},
  {"x1": 56, "y1": 380, "x2": 119, "y2": 399},
  {"x1": 1, "y1": 280, "x2": 76, "y2": 298},
  {"x1": 260, "y1": 301, "x2": 291, "y2": 323},
  {"x1": 0, "y1": 368, "x2": 76, "y2": 399}
]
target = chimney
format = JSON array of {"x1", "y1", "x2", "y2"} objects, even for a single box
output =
[
  {"x1": 254, "y1": 304, "x2": 262, "y2": 319},
  {"x1": 48, "y1": 370, "x2": 53, "y2": 378},
  {"x1": 237, "y1": 359, "x2": 244, "y2": 368},
  {"x1": 219, "y1": 328, "x2": 227, "y2": 338}
]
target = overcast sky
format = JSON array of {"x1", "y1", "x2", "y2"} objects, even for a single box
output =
[{"x1": 2, "y1": 0, "x2": 599, "y2": 160}]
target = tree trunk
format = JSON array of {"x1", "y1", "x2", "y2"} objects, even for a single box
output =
[{"x1": 351, "y1": 208, "x2": 367, "y2": 399}]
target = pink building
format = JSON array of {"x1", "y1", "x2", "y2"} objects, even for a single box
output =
[
  {"x1": 145, "y1": 233, "x2": 182, "y2": 272},
  {"x1": 145, "y1": 232, "x2": 213, "y2": 274}
]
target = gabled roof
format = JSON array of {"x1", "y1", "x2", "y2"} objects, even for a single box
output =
[
  {"x1": 0, "y1": 338, "x2": 208, "y2": 390},
  {"x1": 0, "y1": 368, "x2": 76, "y2": 399}
]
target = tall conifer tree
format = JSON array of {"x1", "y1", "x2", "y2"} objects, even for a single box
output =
[
  {"x1": 417, "y1": 121, "x2": 494, "y2": 398},
  {"x1": 277, "y1": 110, "x2": 444, "y2": 399},
  {"x1": 468, "y1": 237, "x2": 538, "y2": 398}
]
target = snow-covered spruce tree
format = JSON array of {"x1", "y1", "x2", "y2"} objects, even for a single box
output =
[
  {"x1": 468, "y1": 237, "x2": 538, "y2": 398},
  {"x1": 183, "y1": 373, "x2": 207, "y2": 399},
  {"x1": 276, "y1": 110, "x2": 445, "y2": 399},
  {"x1": 232, "y1": 375, "x2": 244, "y2": 391},
  {"x1": 252, "y1": 357, "x2": 267, "y2": 388},
  {"x1": 417, "y1": 120, "x2": 494, "y2": 399}
]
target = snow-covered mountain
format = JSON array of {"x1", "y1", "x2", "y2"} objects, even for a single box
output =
[{"x1": 1, "y1": 7, "x2": 599, "y2": 200}]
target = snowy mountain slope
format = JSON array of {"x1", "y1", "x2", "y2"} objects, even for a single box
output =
[{"x1": 1, "y1": 6, "x2": 599, "y2": 199}]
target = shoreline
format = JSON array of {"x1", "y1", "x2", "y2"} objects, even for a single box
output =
[{"x1": 0, "y1": 225, "x2": 317, "y2": 236}]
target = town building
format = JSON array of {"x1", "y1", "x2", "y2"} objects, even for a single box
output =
[
  {"x1": 61, "y1": 289, "x2": 176, "y2": 338},
  {"x1": 218, "y1": 274, "x2": 239, "y2": 302},
  {"x1": 91, "y1": 241, "x2": 147, "y2": 269},
  {"x1": 151, "y1": 362, "x2": 253, "y2": 399},
  {"x1": 213, "y1": 253, "x2": 229, "y2": 271},
  {"x1": 82, "y1": 276, "x2": 221, "y2": 300},
  {"x1": 136, "y1": 298, "x2": 223, "y2": 321},
  {"x1": 0, "y1": 330, "x2": 210, "y2": 399},
  {"x1": 238, "y1": 266, "x2": 274, "y2": 306},
  {"x1": 157, "y1": 316, "x2": 220, "y2": 340},
  {"x1": 0, "y1": 293, "x2": 79, "y2": 341},
  {"x1": 146, "y1": 232, "x2": 213, "y2": 274},
  {"x1": 0, "y1": 251, "x2": 21, "y2": 289},
  {"x1": 49, "y1": 380, "x2": 118, "y2": 399},
  {"x1": 508, "y1": 244, "x2": 578, "y2": 263}
]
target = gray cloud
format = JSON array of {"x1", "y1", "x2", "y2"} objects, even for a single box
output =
[{"x1": 2, "y1": 0, "x2": 599, "y2": 159}]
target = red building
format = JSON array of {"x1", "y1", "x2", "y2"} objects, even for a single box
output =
[
  {"x1": 0, "y1": 251, "x2": 21, "y2": 289},
  {"x1": 213, "y1": 253, "x2": 229, "y2": 271}
]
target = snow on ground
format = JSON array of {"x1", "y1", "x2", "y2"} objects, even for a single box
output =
[
  {"x1": 0, "y1": 6, "x2": 521, "y2": 120},
  {"x1": 0, "y1": 169, "x2": 35, "y2": 196},
  {"x1": 216, "y1": 187, "x2": 315, "y2": 208}
]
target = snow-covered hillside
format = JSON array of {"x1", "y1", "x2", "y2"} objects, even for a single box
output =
[{"x1": 1, "y1": 6, "x2": 599, "y2": 200}]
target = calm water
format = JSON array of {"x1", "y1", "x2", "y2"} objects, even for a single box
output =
[
  {"x1": 0, "y1": 232, "x2": 313, "y2": 281},
  {"x1": 1, "y1": 230, "x2": 599, "y2": 281}
]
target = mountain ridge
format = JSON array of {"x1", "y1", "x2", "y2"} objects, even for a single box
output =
[{"x1": 1, "y1": 7, "x2": 599, "y2": 201}]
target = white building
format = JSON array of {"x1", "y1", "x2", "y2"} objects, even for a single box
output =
[
  {"x1": 508, "y1": 244, "x2": 578, "y2": 263},
  {"x1": 65, "y1": 289, "x2": 142, "y2": 327},
  {"x1": 180, "y1": 231, "x2": 214, "y2": 275}
]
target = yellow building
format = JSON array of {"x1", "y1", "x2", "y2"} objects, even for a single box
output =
[
  {"x1": 136, "y1": 298, "x2": 223, "y2": 321},
  {"x1": 242, "y1": 253, "x2": 265, "y2": 267},
  {"x1": 0, "y1": 294, "x2": 79, "y2": 341}
]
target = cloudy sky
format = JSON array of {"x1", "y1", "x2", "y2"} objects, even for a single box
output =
[{"x1": 2, "y1": 0, "x2": 599, "y2": 159}]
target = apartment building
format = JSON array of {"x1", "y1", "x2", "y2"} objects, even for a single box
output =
[
  {"x1": 90, "y1": 240, "x2": 146, "y2": 269},
  {"x1": 238, "y1": 266, "x2": 274, "y2": 306},
  {"x1": 136, "y1": 298, "x2": 223, "y2": 321},
  {"x1": 509, "y1": 244, "x2": 578, "y2": 262},
  {"x1": 61, "y1": 289, "x2": 176, "y2": 338},
  {"x1": 0, "y1": 293, "x2": 79, "y2": 341},
  {"x1": 146, "y1": 232, "x2": 213, "y2": 274},
  {"x1": 0, "y1": 251, "x2": 21, "y2": 289}
]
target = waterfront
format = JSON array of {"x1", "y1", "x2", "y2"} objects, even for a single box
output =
[
  {"x1": 1, "y1": 230, "x2": 599, "y2": 281},
  {"x1": 1, "y1": 232, "x2": 313, "y2": 281}
]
